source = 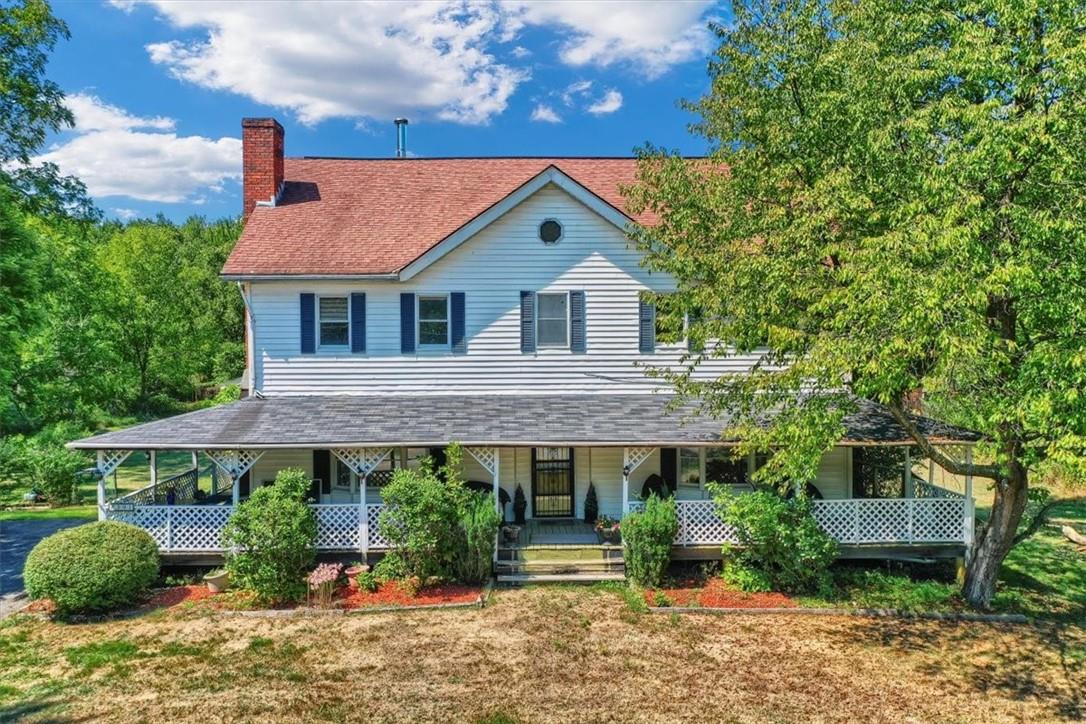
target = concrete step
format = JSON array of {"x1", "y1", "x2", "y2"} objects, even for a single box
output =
[
  {"x1": 496, "y1": 559, "x2": 624, "y2": 575},
  {"x1": 498, "y1": 545, "x2": 623, "y2": 563},
  {"x1": 497, "y1": 572, "x2": 627, "y2": 584}
]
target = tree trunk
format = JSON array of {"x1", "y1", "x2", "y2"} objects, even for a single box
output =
[{"x1": 963, "y1": 461, "x2": 1029, "y2": 608}]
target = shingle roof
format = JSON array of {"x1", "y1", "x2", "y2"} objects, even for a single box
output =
[
  {"x1": 222, "y1": 157, "x2": 654, "y2": 277},
  {"x1": 69, "y1": 395, "x2": 981, "y2": 449}
]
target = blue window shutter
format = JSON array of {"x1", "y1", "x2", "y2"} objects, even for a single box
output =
[
  {"x1": 638, "y1": 297, "x2": 655, "y2": 353},
  {"x1": 520, "y1": 291, "x2": 536, "y2": 353},
  {"x1": 450, "y1": 292, "x2": 466, "y2": 354},
  {"x1": 300, "y1": 293, "x2": 316, "y2": 354},
  {"x1": 570, "y1": 290, "x2": 586, "y2": 353},
  {"x1": 350, "y1": 293, "x2": 366, "y2": 353},
  {"x1": 400, "y1": 293, "x2": 416, "y2": 354}
]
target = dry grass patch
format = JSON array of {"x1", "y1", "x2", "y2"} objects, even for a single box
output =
[{"x1": 1, "y1": 585, "x2": 1083, "y2": 722}]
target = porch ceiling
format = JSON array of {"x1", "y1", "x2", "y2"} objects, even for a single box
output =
[{"x1": 67, "y1": 394, "x2": 982, "y2": 450}]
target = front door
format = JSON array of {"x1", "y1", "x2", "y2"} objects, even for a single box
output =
[{"x1": 532, "y1": 447, "x2": 574, "y2": 517}]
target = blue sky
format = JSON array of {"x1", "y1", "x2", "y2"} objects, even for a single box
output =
[{"x1": 39, "y1": 1, "x2": 727, "y2": 221}]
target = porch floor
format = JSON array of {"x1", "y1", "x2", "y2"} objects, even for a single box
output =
[{"x1": 511, "y1": 519, "x2": 599, "y2": 546}]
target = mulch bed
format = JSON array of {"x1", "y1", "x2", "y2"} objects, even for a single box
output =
[
  {"x1": 647, "y1": 577, "x2": 797, "y2": 608},
  {"x1": 339, "y1": 581, "x2": 481, "y2": 609}
]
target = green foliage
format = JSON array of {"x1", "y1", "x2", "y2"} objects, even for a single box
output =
[
  {"x1": 0, "y1": 422, "x2": 91, "y2": 504},
  {"x1": 223, "y1": 468, "x2": 317, "y2": 603},
  {"x1": 454, "y1": 491, "x2": 501, "y2": 584},
  {"x1": 621, "y1": 494, "x2": 678, "y2": 588},
  {"x1": 23, "y1": 521, "x2": 159, "y2": 615},
  {"x1": 713, "y1": 487, "x2": 837, "y2": 594},
  {"x1": 372, "y1": 553, "x2": 408, "y2": 583},
  {"x1": 210, "y1": 384, "x2": 241, "y2": 406},
  {"x1": 801, "y1": 565, "x2": 961, "y2": 613},
  {"x1": 65, "y1": 639, "x2": 141, "y2": 674},
  {"x1": 625, "y1": 0, "x2": 1086, "y2": 606},
  {"x1": 379, "y1": 443, "x2": 500, "y2": 583},
  {"x1": 355, "y1": 570, "x2": 379, "y2": 593},
  {"x1": 583, "y1": 482, "x2": 599, "y2": 523}
]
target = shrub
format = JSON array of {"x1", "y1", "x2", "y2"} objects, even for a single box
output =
[
  {"x1": 356, "y1": 570, "x2": 379, "y2": 593},
  {"x1": 223, "y1": 467, "x2": 317, "y2": 603},
  {"x1": 24, "y1": 521, "x2": 159, "y2": 615},
  {"x1": 584, "y1": 483, "x2": 599, "y2": 523},
  {"x1": 454, "y1": 491, "x2": 501, "y2": 584},
  {"x1": 712, "y1": 487, "x2": 837, "y2": 594},
  {"x1": 622, "y1": 494, "x2": 678, "y2": 588},
  {"x1": 379, "y1": 442, "x2": 500, "y2": 584},
  {"x1": 1, "y1": 423, "x2": 90, "y2": 505}
]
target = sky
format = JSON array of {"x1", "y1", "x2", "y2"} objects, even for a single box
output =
[{"x1": 38, "y1": 1, "x2": 729, "y2": 222}]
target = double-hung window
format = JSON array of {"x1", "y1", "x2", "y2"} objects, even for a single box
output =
[
  {"x1": 319, "y1": 296, "x2": 349, "y2": 348},
  {"x1": 418, "y1": 295, "x2": 449, "y2": 348},
  {"x1": 679, "y1": 447, "x2": 701, "y2": 490},
  {"x1": 537, "y1": 292, "x2": 569, "y2": 348},
  {"x1": 654, "y1": 293, "x2": 686, "y2": 347}
]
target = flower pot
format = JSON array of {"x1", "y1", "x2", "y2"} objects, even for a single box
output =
[
  {"x1": 204, "y1": 570, "x2": 229, "y2": 594},
  {"x1": 502, "y1": 525, "x2": 521, "y2": 544},
  {"x1": 345, "y1": 564, "x2": 369, "y2": 590},
  {"x1": 599, "y1": 529, "x2": 620, "y2": 544}
]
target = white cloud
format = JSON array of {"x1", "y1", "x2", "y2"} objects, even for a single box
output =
[
  {"x1": 586, "y1": 89, "x2": 623, "y2": 115},
  {"x1": 560, "y1": 80, "x2": 593, "y2": 106},
  {"x1": 530, "y1": 104, "x2": 562, "y2": 123},
  {"x1": 501, "y1": 0, "x2": 716, "y2": 78},
  {"x1": 112, "y1": 208, "x2": 139, "y2": 220},
  {"x1": 33, "y1": 93, "x2": 241, "y2": 203},
  {"x1": 117, "y1": 1, "x2": 715, "y2": 127}
]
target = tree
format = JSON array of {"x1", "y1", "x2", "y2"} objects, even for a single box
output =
[
  {"x1": 0, "y1": 0, "x2": 95, "y2": 219},
  {"x1": 0, "y1": 185, "x2": 43, "y2": 426},
  {"x1": 626, "y1": 0, "x2": 1086, "y2": 607}
]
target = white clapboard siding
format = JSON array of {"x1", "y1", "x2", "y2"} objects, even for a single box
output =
[{"x1": 249, "y1": 184, "x2": 763, "y2": 395}]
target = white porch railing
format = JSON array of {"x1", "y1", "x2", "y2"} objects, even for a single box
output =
[
  {"x1": 627, "y1": 493, "x2": 971, "y2": 547},
  {"x1": 104, "y1": 503, "x2": 390, "y2": 553}
]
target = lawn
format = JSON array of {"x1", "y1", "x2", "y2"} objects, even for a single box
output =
[{"x1": 1, "y1": 585, "x2": 1083, "y2": 722}]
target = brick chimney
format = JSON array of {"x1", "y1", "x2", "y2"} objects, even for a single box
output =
[{"x1": 242, "y1": 117, "x2": 284, "y2": 220}]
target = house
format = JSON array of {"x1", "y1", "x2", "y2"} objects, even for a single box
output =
[{"x1": 69, "y1": 118, "x2": 980, "y2": 580}]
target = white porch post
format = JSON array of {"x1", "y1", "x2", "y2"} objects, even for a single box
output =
[
  {"x1": 360, "y1": 473, "x2": 369, "y2": 559},
  {"x1": 621, "y1": 449, "x2": 630, "y2": 515},
  {"x1": 190, "y1": 450, "x2": 198, "y2": 470},
  {"x1": 903, "y1": 447, "x2": 912, "y2": 498},
  {"x1": 492, "y1": 452, "x2": 501, "y2": 564},
  {"x1": 149, "y1": 450, "x2": 158, "y2": 495},
  {"x1": 232, "y1": 474, "x2": 240, "y2": 506},
  {"x1": 964, "y1": 446, "x2": 975, "y2": 549},
  {"x1": 96, "y1": 450, "x2": 107, "y2": 520}
]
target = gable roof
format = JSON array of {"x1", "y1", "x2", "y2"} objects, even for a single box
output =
[{"x1": 222, "y1": 157, "x2": 655, "y2": 278}]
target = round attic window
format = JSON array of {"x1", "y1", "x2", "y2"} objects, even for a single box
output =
[{"x1": 539, "y1": 219, "x2": 563, "y2": 244}]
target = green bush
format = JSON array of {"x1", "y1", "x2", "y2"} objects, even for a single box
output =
[
  {"x1": 622, "y1": 494, "x2": 678, "y2": 588},
  {"x1": 223, "y1": 467, "x2": 317, "y2": 603},
  {"x1": 454, "y1": 491, "x2": 501, "y2": 584},
  {"x1": 23, "y1": 521, "x2": 159, "y2": 615},
  {"x1": 712, "y1": 487, "x2": 837, "y2": 594},
  {"x1": 379, "y1": 442, "x2": 500, "y2": 583},
  {"x1": 0, "y1": 423, "x2": 90, "y2": 505}
]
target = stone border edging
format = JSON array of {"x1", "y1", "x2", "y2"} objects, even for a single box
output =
[{"x1": 647, "y1": 606, "x2": 1030, "y2": 623}]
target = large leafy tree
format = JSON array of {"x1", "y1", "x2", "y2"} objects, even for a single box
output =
[{"x1": 626, "y1": 0, "x2": 1086, "y2": 607}]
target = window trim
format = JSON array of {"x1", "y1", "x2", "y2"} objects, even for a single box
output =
[
  {"x1": 332, "y1": 458, "x2": 354, "y2": 491},
  {"x1": 674, "y1": 448, "x2": 754, "y2": 495},
  {"x1": 536, "y1": 291, "x2": 571, "y2": 349},
  {"x1": 416, "y1": 293, "x2": 451, "y2": 350},
  {"x1": 317, "y1": 294, "x2": 351, "y2": 351}
]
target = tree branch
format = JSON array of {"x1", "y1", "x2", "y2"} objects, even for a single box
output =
[
  {"x1": 1011, "y1": 497, "x2": 1059, "y2": 547},
  {"x1": 884, "y1": 402, "x2": 1001, "y2": 480}
]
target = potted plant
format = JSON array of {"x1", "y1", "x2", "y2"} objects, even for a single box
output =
[
  {"x1": 513, "y1": 484, "x2": 527, "y2": 525},
  {"x1": 345, "y1": 562, "x2": 369, "y2": 589},
  {"x1": 594, "y1": 515, "x2": 621, "y2": 544},
  {"x1": 502, "y1": 524, "x2": 521, "y2": 544},
  {"x1": 203, "y1": 568, "x2": 229, "y2": 593}
]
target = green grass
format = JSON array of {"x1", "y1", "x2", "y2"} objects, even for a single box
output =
[
  {"x1": 0, "y1": 506, "x2": 98, "y2": 521},
  {"x1": 65, "y1": 639, "x2": 142, "y2": 674},
  {"x1": 799, "y1": 563, "x2": 962, "y2": 612}
]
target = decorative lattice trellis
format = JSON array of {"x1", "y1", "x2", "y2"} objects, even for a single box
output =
[
  {"x1": 466, "y1": 447, "x2": 499, "y2": 477},
  {"x1": 623, "y1": 447, "x2": 655, "y2": 475},
  {"x1": 330, "y1": 448, "x2": 392, "y2": 477},
  {"x1": 810, "y1": 500, "x2": 859, "y2": 544},
  {"x1": 677, "y1": 500, "x2": 739, "y2": 546},
  {"x1": 204, "y1": 449, "x2": 264, "y2": 480},
  {"x1": 912, "y1": 499, "x2": 967, "y2": 542},
  {"x1": 810, "y1": 498, "x2": 967, "y2": 545},
  {"x1": 106, "y1": 505, "x2": 233, "y2": 552},
  {"x1": 312, "y1": 505, "x2": 362, "y2": 549},
  {"x1": 368, "y1": 504, "x2": 390, "y2": 549},
  {"x1": 97, "y1": 449, "x2": 134, "y2": 478}
]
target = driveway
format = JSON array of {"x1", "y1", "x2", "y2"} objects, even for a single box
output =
[{"x1": 0, "y1": 518, "x2": 87, "y2": 601}]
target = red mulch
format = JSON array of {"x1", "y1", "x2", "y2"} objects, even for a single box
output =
[
  {"x1": 647, "y1": 577, "x2": 797, "y2": 608},
  {"x1": 144, "y1": 585, "x2": 215, "y2": 610},
  {"x1": 338, "y1": 581, "x2": 480, "y2": 609}
]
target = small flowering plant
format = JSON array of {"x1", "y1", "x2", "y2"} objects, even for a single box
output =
[
  {"x1": 594, "y1": 515, "x2": 621, "y2": 542},
  {"x1": 307, "y1": 562, "x2": 343, "y2": 608}
]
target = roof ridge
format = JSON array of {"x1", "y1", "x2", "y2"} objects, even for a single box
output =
[{"x1": 291, "y1": 155, "x2": 693, "y2": 161}]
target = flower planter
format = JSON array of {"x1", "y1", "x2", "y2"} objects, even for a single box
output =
[
  {"x1": 345, "y1": 564, "x2": 370, "y2": 590},
  {"x1": 598, "y1": 529, "x2": 621, "y2": 544},
  {"x1": 203, "y1": 570, "x2": 229, "y2": 594},
  {"x1": 501, "y1": 525, "x2": 521, "y2": 544}
]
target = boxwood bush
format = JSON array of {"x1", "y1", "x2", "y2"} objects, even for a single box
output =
[
  {"x1": 622, "y1": 494, "x2": 678, "y2": 588},
  {"x1": 23, "y1": 521, "x2": 160, "y2": 615}
]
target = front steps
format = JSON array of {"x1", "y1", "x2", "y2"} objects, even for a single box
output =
[{"x1": 496, "y1": 544, "x2": 625, "y2": 584}]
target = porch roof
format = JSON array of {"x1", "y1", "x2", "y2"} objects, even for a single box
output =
[{"x1": 67, "y1": 394, "x2": 982, "y2": 450}]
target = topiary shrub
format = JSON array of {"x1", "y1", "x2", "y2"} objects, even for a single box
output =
[
  {"x1": 24, "y1": 521, "x2": 159, "y2": 615},
  {"x1": 622, "y1": 494, "x2": 678, "y2": 588},
  {"x1": 223, "y1": 467, "x2": 317, "y2": 603},
  {"x1": 712, "y1": 486, "x2": 838, "y2": 594},
  {"x1": 584, "y1": 483, "x2": 599, "y2": 524}
]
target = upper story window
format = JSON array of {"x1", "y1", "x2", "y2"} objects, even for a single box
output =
[
  {"x1": 319, "y1": 296, "x2": 349, "y2": 348},
  {"x1": 654, "y1": 294, "x2": 686, "y2": 346},
  {"x1": 539, "y1": 219, "x2": 563, "y2": 244},
  {"x1": 418, "y1": 295, "x2": 450, "y2": 347},
  {"x1": 537, "y1": 292, "x2": 569, "y2": 348}
]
